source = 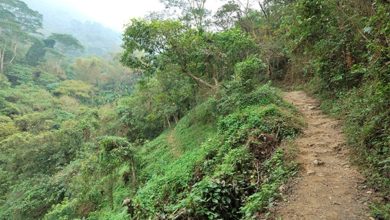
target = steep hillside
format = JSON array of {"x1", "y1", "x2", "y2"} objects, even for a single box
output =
[
  {"x1": 0, "y1": 1, "x2": 131, "y2": 218},
  {"x1": 1, "y1": 0, "x2": 389, "y2": 219},
  {"x1": 42, "y1": 84, "x2": 304, "y2": 219}
]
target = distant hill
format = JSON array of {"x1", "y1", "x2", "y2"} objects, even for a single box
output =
[{"x1": 23, "y1": 0, "x2": 122, "y2": 56}]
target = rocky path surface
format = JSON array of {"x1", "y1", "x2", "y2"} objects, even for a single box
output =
[{"x1": 275, "y1": 91, "x2": 370, "y2": 220}]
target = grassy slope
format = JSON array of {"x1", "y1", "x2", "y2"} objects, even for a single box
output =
[{"x1": 91, "y1": 84, "x2": 304, "y2": 219}]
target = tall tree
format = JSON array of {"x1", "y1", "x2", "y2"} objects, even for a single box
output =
[
  {"x1": 122, "y1": 19, "x2": 259, "y2": 91},
  {"x1": 0, "y1": 0, "x2": 42, "y2": 72},
  {"x1": 24, "y1": 39, "x2": 55, "y2": 66},
  {"x1": 47, "y1": 33, "x2": 84, "y2": 55},
  {"x1": 214, "y1": 1, "x2": 242, "y2": 30},
  {"x1": 160, "y1": 0, "x2": 210, "y2": 30},
  {"x1": 24, "y1": 34, "x2": 83, "y2": 66}
]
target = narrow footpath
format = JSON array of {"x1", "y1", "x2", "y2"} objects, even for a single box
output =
[{"x1": 275, "y1": 91, "x2": 370, "y2": 220}]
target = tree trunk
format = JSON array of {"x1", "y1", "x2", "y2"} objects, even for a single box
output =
[
  {"x1": 108, "y1": 173, "x2": 114, "y2": 210},
  {"x1": 258, "y1": 1, "x2": 269, "y2": 19},
  {"x1": 266, "y1": 58, "x2": 272, "y2": 79},
  {"x1": 167, "y1": 116, "x2": 171, "y2": 128},
  {"x1": 130, "y1": 158, "x2": 137, "y2": 186},
  {"x1": 174, "y1": 114, "x2": 178, "y2": 124},
  {"x1": 212, "y1": 76, "x2": 220, "y2": 92},
  {"x1": 0, "y1": 48, "x2": 4, "y2": 73},
  {"x1": 9, "y1": 43, "x2": 17, "y2": 65}
]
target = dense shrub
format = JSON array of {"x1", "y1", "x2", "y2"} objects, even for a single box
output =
[
  {"x1": 234, "y1": 56, "x2": 266, "y2": 90},
  {"x1": 0, "y1": 176, "x2": 66, "y2": 220}
]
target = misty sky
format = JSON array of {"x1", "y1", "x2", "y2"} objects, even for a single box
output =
[
  {"x1": 25, "y1": 0, "x2": 224, "y2": 32},
  {"x1": 42, "y1": 0, "x2": 164, "y2": 31}
]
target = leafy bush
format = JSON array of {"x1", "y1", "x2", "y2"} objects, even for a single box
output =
[
  {"x1": 180, "y1": 147, "x2": 253, "y2": 219},
  {"x1": 0, "y1": 85, "x2": 56, "y2": 115},
  {"x1": 14, "y1": 112, "x2": 56, "y2": 133},
  {"x1": 241, "y1": 149, "x2": 296, "y2": 218},
  {"x1": 53, "y1": 80, "x2": 95, "y2": 102},
  {"x1": 218, "y1": 105, "x2": 301, "y2": 146},
  {"x1": 234, "y1": 56, "x2": 266, "y2": 90},
  {"x1": 44, "y1": 198, "x2": 79, "y2": 220},
  {"x1": 0, "y1": 176, "x2": 66, "y2": 220},
  {"x1": 4, "y1": 64, "x2": 35, "y2": 85},
  {"x1": 0, "y1": 121, "x2": 18, "y2": 140},
  {"x1": 217, "y1": 82, "x2": 290, "y2": 115}
]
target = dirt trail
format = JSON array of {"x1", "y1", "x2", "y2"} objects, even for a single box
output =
[
  {"x1": 167, "y1": 129, "x2": 181, "y2": 158},
  {"x1": 275, "y1": 91, "x2": 370, "y2": 220}
]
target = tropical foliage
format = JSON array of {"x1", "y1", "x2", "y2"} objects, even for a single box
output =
[{"x1": 0, "y1": 0, "x2": 389, "y2": 219}]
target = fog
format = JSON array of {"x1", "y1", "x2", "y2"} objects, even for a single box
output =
[
  {"x1": 21, "y1": 0, "x2": 226, "y2": 55},
  {"x1": 24, "y1": 0, "x2": 226, "y2": 32},
  {"x1": 24, "y1": 0, "x2": 165, "y2": 31}
]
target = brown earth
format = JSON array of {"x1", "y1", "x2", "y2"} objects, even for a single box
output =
[{"x1": 274, "y1": 91, "x2": 371, "y2": 220}]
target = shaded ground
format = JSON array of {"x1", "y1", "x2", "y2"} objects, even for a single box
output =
[{"x1": 274, "y1": 91, "x2": 370, "y2": 220}]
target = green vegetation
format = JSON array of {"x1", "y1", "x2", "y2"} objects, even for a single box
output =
[
  {"x1": 0, "y1": 1, "x2": 133, "y2": 219},
  {"x1": 0, "y1": 0, "x2": 389, "y2": 219},
  {"x1": 263, "y1": 0, "x2": 390, "y2": 216}
]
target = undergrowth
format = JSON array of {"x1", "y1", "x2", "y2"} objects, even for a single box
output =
[
  {"x1": 41, "y1": 84, "x2": 303, "y2": 219},
  {"x1": 126, "y1": 84, "x2": 303, "y2": 219}
]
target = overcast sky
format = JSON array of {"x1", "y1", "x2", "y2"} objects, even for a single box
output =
[
  {"x1": 25, "y1": 0, "x2": 225, "y2": 32},
  {"x1": 41, "y1": 0, "x2": 164, "y2": 31}
]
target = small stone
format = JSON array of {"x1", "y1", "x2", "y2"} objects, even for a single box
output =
[
  {"x1": 369, "y1": 217, "x2": 375, "y2": 220},
  {"x1": 313, "y1": 159, "x2": 325, "y2": 166},
  {"x1": 344, "y1": 165, "x2": 350, "y2": 168},
  {"x1": 366, "y1": 190, "x2": 373, "y2": 194},
  {"x1": 307, "y1": 170, "x2": 316, "y2": 175},
  {"x1": 279, "y1": 185, "x2": 286, "y2": 192}
]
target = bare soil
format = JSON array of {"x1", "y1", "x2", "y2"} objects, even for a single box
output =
[{"x1": 274, "y1": 91, "x2": 371, "y2": 220}]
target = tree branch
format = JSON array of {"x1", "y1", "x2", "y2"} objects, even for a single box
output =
[
  {"x1": 184, "y1": 71, "x2": 216, "y2": 89},
  {"x1": 258, "y1": 1, "x2": 269, "y2": 19}
]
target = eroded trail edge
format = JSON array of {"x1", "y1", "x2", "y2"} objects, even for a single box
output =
[{"x1": 275, "y1": 91, "x2": 369, "y2": 220}]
